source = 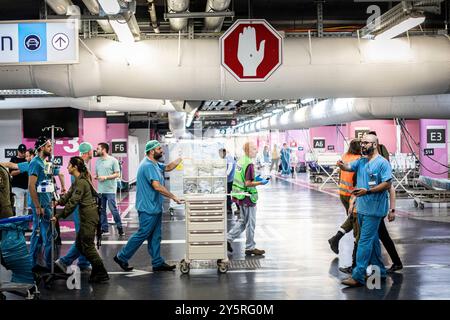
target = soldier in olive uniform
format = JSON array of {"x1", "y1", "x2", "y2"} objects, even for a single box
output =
[
  {"x1": 0, "y1": 163, "x2": 14, "y2": 219},
  {"x1": 52, "y1": 156, "x2": 109, "y2": 283},
  {"x1": 0, "y1": 164, "x2": 35, "y2": 284}
]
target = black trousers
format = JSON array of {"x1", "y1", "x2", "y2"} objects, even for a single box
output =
[
  {"x1": 378, "y1": 219, "x2": 402, "y2": 266},
  {"x1": 226, "y1": 181, "x2": 233, "y2": 212}
]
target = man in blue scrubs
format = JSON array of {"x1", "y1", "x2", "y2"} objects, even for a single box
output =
[
  {"x1": 337, "y1": 134, "x2": 392, "y2": 287},
  {"x1": 280, "y1": 143, "x2": 291, "y2": 176},
  {"x1": 28, "y1": 137, "x2": 54, "y2": 270},
  {"x1": 113, "y1": 140, "x2": 184, "y2": 272}
]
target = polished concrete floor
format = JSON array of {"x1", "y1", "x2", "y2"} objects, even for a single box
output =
[{"x1": 2, "y1": 175, "x2": 450, "y2": 300}]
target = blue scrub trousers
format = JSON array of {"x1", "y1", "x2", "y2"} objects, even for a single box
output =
[
  {"x1": 59, "y1": 206, "x2": 91, "y2": 269},
  {"x1": 117, "y1": 211, "x2": 163, "y2": 267},
  {"x1": 352, "y1": 213, "x2": 387, "y2": 284},
  {"x1": 29, "y1": 206, "x2": 53, "y2": 269},
  {"x1": 281, "y1": 157, "x2": 290, "y2": 175}
]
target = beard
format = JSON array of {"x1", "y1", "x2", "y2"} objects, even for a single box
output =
[
  {"x1": 154, "y1": 152, "x2": 163, "y2": 160},
  {"x1": 361, "y1": 147, "x2": 374, "y2": 156}
]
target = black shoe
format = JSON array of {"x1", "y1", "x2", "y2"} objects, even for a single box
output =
[
  {"x1": 387, "y1": 263, "x2": 403, "y2": 273},
  {"x1": 153, "y1": 263, "x2": 176, "y2": 272},
  {"x1": 89, "y1": 273, "x2": 110, "y2": 283},
  {"x1": 339, "y1": 266, "x2": 353, "y2": 274},
  {"x1": 113, "y1": 255, "x2": 133, "y2": 272},
  {"x1": 118, "y1": 227, "x2": 125, "y2": 237},
  {"x1": 227, "y1": 241, "x2": 233, "y2": 253},
  {"x1": 328, "y1": 231, "x2": 344, "y2": 254}
]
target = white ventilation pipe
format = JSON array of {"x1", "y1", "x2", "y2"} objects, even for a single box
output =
[
  {"x1": 204, "y1": 0, "x2": 231, "y2": 32},
  {"x1": 167, "y1": 0, "x2": 190, "y2": 31},
  {"x1": 239, "y1": 94, "x2": 450, "y2": 133},
  {"x1": 46, "y1": 0, "x2": 73, "y2": 15},
  {"x1": 168, "y1": 111, "x2": 193, "y2": 139},
  {"x1": 0, "y1": 96, "x2": 177, "y2": 112},
  {"x1": 0, "y1": 36, "x2": 449, "y2": 99}
]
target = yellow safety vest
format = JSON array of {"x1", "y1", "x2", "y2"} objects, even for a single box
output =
[{"x1": 231, "y1": 155, "x2": 258, "y2": 203}]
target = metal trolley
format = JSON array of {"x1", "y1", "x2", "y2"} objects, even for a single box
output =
[{"x1": 179, "y1": 159, "x2": 229, "y2": 274}]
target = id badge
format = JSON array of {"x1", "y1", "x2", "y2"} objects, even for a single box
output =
[{"x1": 368, "y1": 173, "x2": 377, "y2": 187}]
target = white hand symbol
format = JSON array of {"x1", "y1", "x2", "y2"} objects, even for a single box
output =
[{"x1": 237, "y1": 26, "x2": 266, "y2": 77}]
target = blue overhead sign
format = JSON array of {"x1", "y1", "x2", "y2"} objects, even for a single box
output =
[{"x1": 0, "y1": 20, "x2": 78, "y2": 65}]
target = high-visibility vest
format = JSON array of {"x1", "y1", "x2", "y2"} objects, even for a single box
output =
[
  {"x1": 231, "y1": 155, "x2": 258, "y2": 203},
  {"x1": 339, "y1": 153, "x2": 361, "y2": 196}
]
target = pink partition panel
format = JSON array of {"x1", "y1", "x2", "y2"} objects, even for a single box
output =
[
  {"x1": 419, "y1": 119, "x2": 448, "y2": 179},
  {"x1": 309, "y1": 126, "x2": 345, "y2": 154},
  {"x1": 107, "y1": 123, "x2": 129, "y2": 181},
  {"x1": 348, "y1": 120, "x2": 397, "y2": 153},
  {"x1": 401, "y1": 120, "x2": 420, "y2": 154}
]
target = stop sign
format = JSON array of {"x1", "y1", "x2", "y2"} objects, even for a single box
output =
[{"x1": 220, "y1": 19, "x2": 283, "y2": 82}]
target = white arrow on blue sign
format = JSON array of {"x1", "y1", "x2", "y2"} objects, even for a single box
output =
[{"x1": 0, "y1": 19, "x2": 79, "y2": 65}]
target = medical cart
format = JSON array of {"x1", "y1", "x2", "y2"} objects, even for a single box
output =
[{"x1": 179, "y1": 160, "x2": 229, "y2": 274}]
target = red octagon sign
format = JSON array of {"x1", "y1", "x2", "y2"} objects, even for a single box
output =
[{"x1": 220, "y1": 19, "x2": 283, "y2": 82}]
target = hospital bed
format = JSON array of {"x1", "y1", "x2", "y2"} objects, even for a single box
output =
[{"x1": 408, "y1": 175, "x2": 450, "y2": 209}]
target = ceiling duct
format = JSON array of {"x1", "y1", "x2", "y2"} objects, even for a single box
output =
[
  {"x1": 0, "y1": 96, "x2": 176, "y2": 112},
  {"x1": 203, "y1": 0, "x2": 231, "y2": 32},
  {"x1": 0, "y1": 36, "x2": 449, "y2": 99},
  {"x1": 238, "y1": 94, "x2": 450, "y2": 133},
  {"x1": 167, "y1": 0, "x2": 190, "y2": 31}
]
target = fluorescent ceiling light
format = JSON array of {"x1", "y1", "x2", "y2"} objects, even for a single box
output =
[
  {"x1": 375, "y1": 15, "x2": 425, "y2": 40},
  {"x1": 301, "y1": 98, "x2": 314, "y2": 105},
  {"x1": 253, "y1": 116, "x2": 262, "y2": 121},
  {"x1": 285, "y1": 103, "x2": 298, "y2": 109},
  {"x1": 255, "y1": 100, "x2": 261, "y2": 103},
  {"x1": 98, "y1": 0, "x2": 121, "y2": 15},
  {"x1": 272, "y1": 109, "x2": 283, "y2": 114},
  {"x1": 110, "y1": 20, "x2": 135, "y2": 43},
  {"x1": 263, "y1": 112, "x2": 272, "y2": 117}
]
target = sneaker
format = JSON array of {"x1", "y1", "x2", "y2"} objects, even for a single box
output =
[
  {"x1": 387, "y1": 263, "x2": 403, "y2": 273},
  {"x1": 113, "y1": 255, "x2": 133, "y2": 272},
  {"x1": 245, "y1": 248, "x2": 265, "y2": 256},
  {"x1": 102, "y1": 231, "x2": 110, "y2": 236},
  {"x1": 79, "y1": 265, "x2": 93, "y2": 273},
  {"x1": 89, "y1": 273, "x2": 110, "y2": 283},
  {"x1": 153, "y1": 263, "x2": 176, "y2": 272},
  {"x1": 227, "y1": 241, "x2": 233, "y2": 253},
  {"x1": 341, "y1": 277, "x2": 363, "y2": 287},
  {"x1": 54, "y1": 259, "x2": 67, "y2": 273},
  {"x1": 339, "y1": 266, "x2": 353, "y2": 274}
]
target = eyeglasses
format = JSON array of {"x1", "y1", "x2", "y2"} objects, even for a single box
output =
[{"x1": 360, "y1": 141, "x2": 373, "y2": 146}]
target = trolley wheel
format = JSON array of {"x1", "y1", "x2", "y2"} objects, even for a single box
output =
[
  {"x1": 414, "y1": 200, "x2": 419, "y2": 208},
  {"x1": 180, "y1": 260, "x2": 190, "y2": 274},
  {"x1": 420, "y1": 203, "x2": 425, "y2": 210},
  {"x1": 315, "y1": 177, "x2": 323, "y2": 183},
  {"x1": 217, "y1": 263, "x2": 228, "y2": 274}
]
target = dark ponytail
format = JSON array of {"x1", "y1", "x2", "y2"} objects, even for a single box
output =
[{"x1": 69, "y1": 156, "x2": 93, "y2": 183}]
